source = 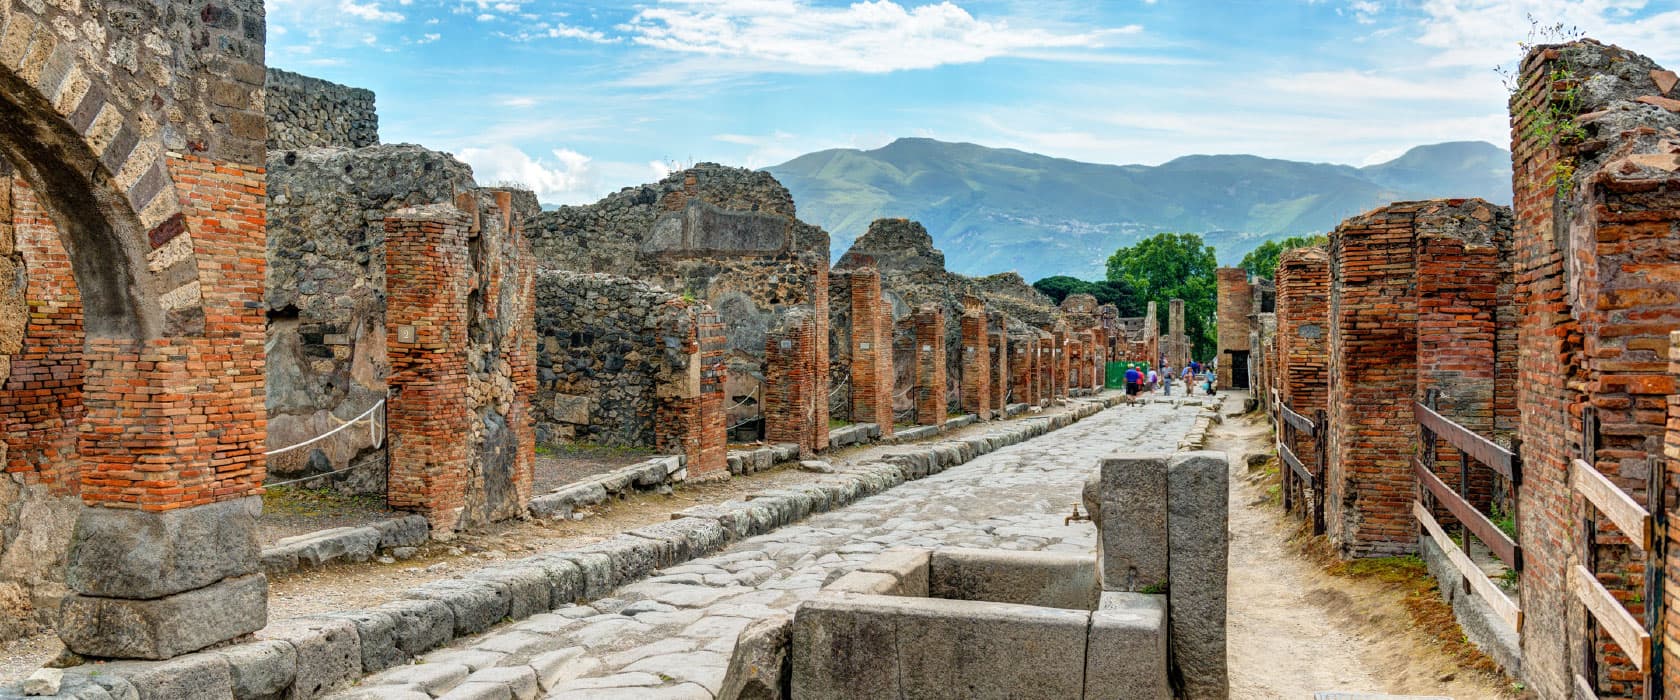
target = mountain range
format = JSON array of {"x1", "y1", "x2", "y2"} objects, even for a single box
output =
[{"x1": 765, "y1": 138, "x2": 1512, "y2": 282}]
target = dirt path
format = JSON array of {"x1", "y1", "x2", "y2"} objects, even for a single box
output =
[{"x1": 1211, "y1": 402, "x2": 1517, "y2": 700}]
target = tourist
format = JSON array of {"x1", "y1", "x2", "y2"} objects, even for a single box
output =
[
  {"x1": 1162, "y1": 365, "x2": 1173, "y2": 396},
  {"x1": 1204, "y1": 371, "x2": 1216, "y2": 396},
  {"x1": 1124, "y1": 366, "x2": 1142, "y2": 396},
  {"x1": 1146, "y1": 367, "x2": 1159, "y2": 392}
]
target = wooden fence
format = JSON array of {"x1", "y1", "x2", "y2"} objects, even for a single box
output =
[{"x1": 1274, "y1": 397, "x2": 1325, "y2": 535}]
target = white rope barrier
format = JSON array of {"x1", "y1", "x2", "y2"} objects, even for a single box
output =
[
  {"x1": 264, "y1": 399, "x2": 385, "y2": 457},
  {"x1": 727, "y1": 385, "x2": 759, "y2": 411}
]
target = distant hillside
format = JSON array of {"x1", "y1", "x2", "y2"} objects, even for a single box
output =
[{"x1": 766, "y1": 138, "x2": 1511, "y2": 282}]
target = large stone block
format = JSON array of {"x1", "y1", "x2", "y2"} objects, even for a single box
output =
[
  {"x1": 1085, "y1": 592, "x2": 1170, "y2": 700},
  {"x1": 59, "y1": 574, "x2": 268, "y2": 660},
  {"x1": 65, "y1": 498, "x2": 261, "y2": 599},
  {"x1": 216, "y1": 639, "x2": 297, "y2": 700},
  {"x1": 1093, "y1": 454, "x2": 1168, "y2": 592},
  {"x1": 403, "y1": 579, "x2": 512, "y2": 637},
  {"x1": 261, "y1": 616, "x2": 363, "y2": 700},
  {"x1": 717, "y1": 612, "x2": 792, "y2": 700},
  {"x1": 1166, "y1": 451, "x2": 1228, "y2": 700},
  {"x1": 373, "y1": 598, "x2": 455, "y2": 658},
  {"x1": 929, "y1": 548, "x2": 1096, "y2": 610}
]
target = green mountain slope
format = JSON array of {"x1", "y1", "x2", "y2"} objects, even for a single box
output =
[{"x1": 766, "y1": 138, "x2": 1512, "y2": 282}]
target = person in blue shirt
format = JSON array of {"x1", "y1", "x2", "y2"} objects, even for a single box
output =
[
  {"x1": 1124, "y1": 366, "x2": 1142, "y2": 396},
  {"x1": 1162, "y1": 365, "x2": 1173, "y2": 396}
]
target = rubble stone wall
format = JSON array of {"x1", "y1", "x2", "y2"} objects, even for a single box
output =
[{"x1": 265, "y1": 69, "x2": 379, "y2": 151}]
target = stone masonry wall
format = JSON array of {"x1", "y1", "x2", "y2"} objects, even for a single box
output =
[
  {"x1": 265, "y1": 69, "x2": 379, "y2": 151},
  {"x1": 1217, "y1": 268, "x2": 1253, "y2": 389}
]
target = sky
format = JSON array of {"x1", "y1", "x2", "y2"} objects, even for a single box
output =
[{"x1": 265, "y1": 0, "x2": 1680, "y2": 205}]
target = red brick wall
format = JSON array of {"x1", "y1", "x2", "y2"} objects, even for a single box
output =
[
  {"x1": 913, "y1": 304, "x2": 946, "y2": 424},
  {"x1": 656, "y1": 306, "x2": 728, "y2": 478},
  {"x1": 1, "y1": 177, "x2": 82, "y2": 495},
  {"x1": 848, "y1": 268, "x2": 894, "y2": 436},
  {"x1": 990, "y1": 324, "x2": 1009, "y2": 411},
  {"x1": 1217, "y1": 268, "x2": 1253, "y2": 389},
  {"x1": 385, "y1": 207, "x2": 471, "y2": 531},
  {"x1": 960, "y1": 302, "x2": 991, "y2": 420},
  {"x1": 765, "y1": 310, "x2": 826, "y2": 455},
  {"x1": 1010, "y1": 333, "x2": 1037, "y2": 406},
  {"x1": 1052, "y1": 328, "x2": 1068, "y2": 399},
  {"x1": 1037, "y1": 334, "x2": 1053, "y2": 404},
  {"x1": 1275, "y1": 247, "x2": 1329, "y2": 467}
]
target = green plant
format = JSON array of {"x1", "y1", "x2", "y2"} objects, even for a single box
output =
[
  {"x1": 1496, "y1": 15, "x2": 1588, "y2": 199},
  {"x1": 1140, "y1": 582, "x2": 1167, "y2": 595},
  {"x1": 1491, "y1": 503, "x2": 1518, "y2": 539}
]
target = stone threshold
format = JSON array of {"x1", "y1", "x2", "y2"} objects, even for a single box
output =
[{"x1": 4, "y1": 394, "x2": 1158, "y2": 700}]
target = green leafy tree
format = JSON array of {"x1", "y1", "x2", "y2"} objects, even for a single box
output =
[
  {"x1": 1105, "y1": 233, "x2": 1219, "y2": 359},
  {"x1": 1238, "y1": 234, "x2": 1329, "y2": 279},
  {"x1": 1032, "y1": 276, "x2": 1087, "y2": 305},
  {"x1": 1032, "y1": 276, "x2": 1146, "y2": 317}
]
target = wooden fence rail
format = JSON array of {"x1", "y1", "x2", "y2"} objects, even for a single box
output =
[{"x1": 1273, "y1": 398, "x2": 1325, "y2": 536}]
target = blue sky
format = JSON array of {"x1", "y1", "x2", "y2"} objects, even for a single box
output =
[{"x1": 265, "y1": 0, "x2": 1680, "y2": 204}]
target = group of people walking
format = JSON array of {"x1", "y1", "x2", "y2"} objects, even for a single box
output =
[{"x1": 1123, "y1": 360, "x2": 1216, "y2": 398}]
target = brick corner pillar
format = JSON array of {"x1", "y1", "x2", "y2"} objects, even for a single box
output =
[
  {"x1": 656, "y1": 306, "x2": 728, "y2": 479},
  {"x1": 960, "y1": 301, "x2": 991, "y2": 420},
  {"x1": 913, "y1": 304, "x2": 947, "y2": 425},
  {"x1": 765, "y1": 309, "x2": 826, "y2": 455},
  {"x1": 1216, "y1": 268, "x2": 1253, "y2": 389},
  {"x1": 384, "y1": 205, "x2": 473, "y2": 534},
  {"x1": 1009, "y1": 332, "x2": 1035, "y2": 406},
  {"x1": 1324, "y1": 204, "x2": 1420, "y2": 559},
  {"x1": 1052, "y1": 327, "x2": 1070, "y2": 399},
  {"x1": 60, "y1": 156, "x2": 271, "y2": 660},
  {"x1": 849, "y1": 268, "x2": 894, "y2": 438},
  {"x1": 1087, "y1": 329, "x2": 1105, "y2": 390},
  {"x1": 1274, "y1": 246, "x2": 1330, "y2": 467},
  {"x1": 1036, "y1": 333, "x2": 1054, "y2": 405},
  {"x1": 989, "y1": 314, "x2": 1009, "y2": 414}
]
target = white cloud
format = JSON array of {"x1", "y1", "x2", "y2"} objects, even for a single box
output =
[
  {"x1": 504, "y1": 21, "x2": 620, "y2": 43},
  {"x1": 1414, "y1": 0, "x2": 1680, "y2": 69},
  {"x1": 624, "y1": 0, "x2": 1133, "y2": 73},
  {"x1": 457, "y1": 145, "x2": 603, "y2": 205},
  {"x1": 339, "y1": 0, "x2": 403, "y2": 22},
  {"x1": 477, "y1": 13, "x2": 496, "y2": 21},
  {"x1": 499, "y1": 96, "x2": 539, "y2": 107},
  {"x1": 417, "y1": 32, "x2": 441, "y2": 43}
]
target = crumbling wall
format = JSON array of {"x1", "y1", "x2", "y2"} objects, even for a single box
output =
[
  {"x1": 1216, "y1": 269, "x2": 1253, "y2": 389},
  {"x1": 265, "y1": 145, "x2": 476, "y2": 493},
  {"x1": 960, "y1": 298, "x2": 992, "y2": 419},
  {"x1": 265, "y1": 69, "x2": 379, "y2": 151},
  {"x1": 765, "y1": 309, "x2": 828, "y2": 455},
  {"x1": 1275, "y1": 247, "x2": 1330, "y2": 467}
]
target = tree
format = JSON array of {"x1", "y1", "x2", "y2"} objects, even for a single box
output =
[
  {"x1": 1105, "y1": 233, "x2": 1219, "y2": 359},
  {"x1": 1032, "y1": 276, "x2": 1146, "y2": 317},
  {"x1": 1032, "y1": 276, "x2": 1087, "y2": 305},
  {"x1": 1238, "y1": 234, "x2": 1328, "y2": 279}
]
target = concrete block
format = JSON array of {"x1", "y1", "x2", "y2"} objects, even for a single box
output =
[
  {"x1": 717, "y1": 612, "x2": 792, "y2": 700},
  {"x1": 373, "y1": 598, "x2": 456, "y2": 658},
  {"x1": 403, "y1": 578, "x2": 513, "y2": 637},
  {"x1": 65, "y1": 498, "x2": 261, "y2": 599},
  {"x1": 1094, "y1": 454, "x2": 1169, "y2": 592},
  {"x1": 59, "y1": 574, "x2": 268, "y2": 660},
  {"x1": 1167, "y1": 451, "x2": 1229, "y2": 700},
  {"x1": 1086, "y1": 593, "x2": 1170, "y2": 700},
  {"x1": 929, "y1": 548, "x2": 1097, "y2": 610}
]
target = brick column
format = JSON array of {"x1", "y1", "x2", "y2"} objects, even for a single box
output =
[
  {"x1": 913, "y1": 304, "x2": 946, "y2": 425},
  {"x1": 849, "y1": 268, "x2": 894, "y2": 437},
  {"x1": 657, "y1": 307, "x2": 728, "y2": 478},
  {"x1": 766, "y1": 309, "x2": 826, "y2": 455},
  {"x1": 1167, "y1": 299, "x2": 1187, "y2": 369},
  {"x1": 1037, "y1": 334, "x2": 1054, "y2": 404},
  {"x1": 384, "y1": 206, "x2": 472, "y2": 533},
  {"x1": 1010, "y1": 332, "x2": 1035, "y2": 406},
  {"x1": 1, "y1": 177, "x2": 83, "y2": 494},
  {"x1": 1275, "y1": 247, "x2": 1330, "y2": 467},
  {"x1": 1052, "y1": 328, "x2": 1069, "y2": 399},
  {"x1": 960, "y1": 300, "x2": 990, "y2": 420},
  {"x1": 1216, "y1": 269, "x2": 1253, "y2": 389},
  {"x1": 989, "y1": 316, "x2": 1009, "y2": 413}
]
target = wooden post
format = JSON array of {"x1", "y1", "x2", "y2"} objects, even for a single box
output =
[{"x1": 1314, "y1": 408, "x2": 1328, "y2": 536}]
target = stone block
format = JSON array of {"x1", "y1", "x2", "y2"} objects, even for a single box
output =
[
  {"x1": 102, "y1": 652, "x2": 234, "y2": 700},
  {"x1": 576, "y1": 536, "x2": 662, "y2": 586},
  {"x1": 215, "y1": 639, "x2": 297, "y2": 700},
  {"x1": 272, "y1": 526, "x2": 381, "y2": 568},
  {"x1": 372, "y1": 598, "x2": 455, "y2": 658},
  {"x1": 672, "y1": 506, "x2": 752, "y2": 542},
  {"x1": 520, "y1": 557, "x2": 585, "y2": 609},
  {"x1": 717, "y1": 612, "x2": 792, "y2": 700},
  {"x1": 374, "y1": 516, "x2": 431, "y2": 549},
  {"x1": 825, "y1": 571, "x2": 900, "y2": 595},
  {"x1": 1094, "y1": 454, "x2": 1169, "y2": 592},
  {"x1": 65, "y1": 498, "x2": 261, "y2": 599},
  {"x1": 628, "y1": 519, "x2": 727, "y2": 566},
  {"x1": 261, "y1": 616, "x2": 362, "y2": 700},
  {"x1": 404, "y1": 578, "x2": 513, "y2": 637},
  {"x1": 1086, "y1": 592, "x2": 1170, "y2": 700},
  {"x1": 59, "y1": 574, "x2": 268, "y2": 660},
  {"x1": 467, "y1": 567, "x2": 552, "y2": 620},
  {"x1": 365, "y1": 662, "x2": 469, "y2": 695},
  {"x1": 930, "y1": 548, "x2": 1097, "y2": 610},
  {"x1": 1167, "y1": 451, "x2": 1229, "y2": 700},
  {"x1": 855, "y1": 548, "x2": 930, "y2": 597},
  {"x1": 464, "y1": 666, "x2": 538, "y2": 700},
  {"x1": 792, "y1": 594, "x2": 1088, "y2": 700},
  {"x1": 542, "y1": 552, "x2": 616, "y2": 600},
  {"x1": 528, "y1": 648, "x2": 596, "y2": 692},
  {"x1": 317, "y1": 609, "x2": 406, "y2": 673}
]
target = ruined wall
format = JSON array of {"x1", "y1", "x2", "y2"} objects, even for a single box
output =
[
  {"x1": 1166, "y1": 299, "x2": 1188, "y2": 369},
  {"x1": 765, "y1": 309, "x2": 827, "y2": 455},
  {"x1": 912, "y1": 304, "x2": 947, "y2": 425},
  {"x1": 844, "y1": 268, "x2": 894, "y2": 434},
  {"x1": 1506, "y1": 40, "x2": 1680, "y2": 698},
  {"x1": 1275, "y1": 247, "x2": 1330, "y2": 467},
  {"x1": 1324, "y1": 200, "x2": 1512, "y2": 559},
  {"x1": 535, "y1": 271, "x2": 727, "y2": 477},
  {"x1": 960, "y1": 299, "x2": 991, "y2": 419},
  {"x1": 265, "y1": 145, "x2": 476, "y2": 493},
  {"x1": 1216, "y1": 268, "x2": 1253, "y2": 389},
  {"x1": 1009, "y1": 328, "x2": 1042, "y2": 406},
  {"x1": 527, "y1": 165, "x2": 829, "y2": 437},
  {"x1": 265, "y1": 69, "x2": 379, "y2": 151}
]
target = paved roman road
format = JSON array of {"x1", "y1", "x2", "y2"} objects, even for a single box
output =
[{"x1": 338, "y1": 399, "x2": 1205, "y2": 700}]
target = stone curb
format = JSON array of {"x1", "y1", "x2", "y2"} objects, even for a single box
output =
[
  {"x1": 528, "y1": 456, "x2": 686, "y2": 520},
  {"x1": 260, "y1": 515, "x2": 431, "y2": 576},
  {"x1": 15, "y1": 396, "x2": 1127, "y2": 700}
]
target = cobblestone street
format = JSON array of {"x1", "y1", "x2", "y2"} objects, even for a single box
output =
[{"x1": 339, "y1": 399, "x2": 1205, "y2": 699}]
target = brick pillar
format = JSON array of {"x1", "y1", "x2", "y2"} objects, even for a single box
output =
[
  {"x1": 1052, "y1": 328, "x2": 1069, "y2": 399},
  {"x1": 656, "y1": 306, "x2": 728, "y2": 478},
  {"x1": 960, "y1": 301, "x2": 990, "y2": 420},
  {"x1": 849, "y1": 268, "x2": 894, "y2": 437},
  {"x1": 1037, "y1": 334, "x2": 1054, "y2": 404},
  {"x1": 385, "y1": 206, "x2": 472, "y2": 533},
  {"x1": 1087, "y1": 329, "x2": 1104, "y2": 390},
  {"x1": 1010, "y1": 333, "x2": 1034, "y2": 406},
  {"x1": 765, "y1": 310, "x2": 824, "y2": 455},
  {"x1": 60, "y1": 156, "x2": 271, "y2": 660},
  {"x1": 1275, "y1": 247, "x2": 1330, "y2": 468},
  {"x1": 1216, "y1": 269, "x2": 1253, "y2": 389},
  {"x1": 913, "y1": 304, "x2": 946, "y2": 425},
  {"x1": 1168, "y1": 299, "x2": 1187, "y2": 369},
  {"x1": 990, "y1": 319, "x2": 1009, "y2": 413}
]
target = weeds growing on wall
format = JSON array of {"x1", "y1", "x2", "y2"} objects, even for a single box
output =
[{"x1": 1495, "y1": 15, "x2": 1588, "y2": 199}]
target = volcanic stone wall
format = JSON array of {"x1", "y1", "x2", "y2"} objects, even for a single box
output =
[
  {"x1": 535, "y1": 271, "x2": 727, "y2": 477},
  {"x1": 1324, "y1": 199, "x2": 1512, "y2": 559},
  {"x1": 1507, "y1": 40, "x2": 1680, "y2": 697},
  {"x1": 265, "y1": 145, "x2": 476, "y2": 494},
  {"x1": 265, "y1": 69, "x2": 379, "y2": 151},
  {"x1": 527, "y1": 165, "x2": 830, "y2": 436},
  {"x1": 1216, "y1": 268, "x2": 1253, "y2": 389}
]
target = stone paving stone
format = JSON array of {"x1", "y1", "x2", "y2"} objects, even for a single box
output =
[{"x1": 326, "y1": 401, "x2": 1197, "y2": 698}]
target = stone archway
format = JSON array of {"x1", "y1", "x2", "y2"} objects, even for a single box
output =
[{"x1": 0, "y1": 0, "x2": 270, "y2": 659}]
